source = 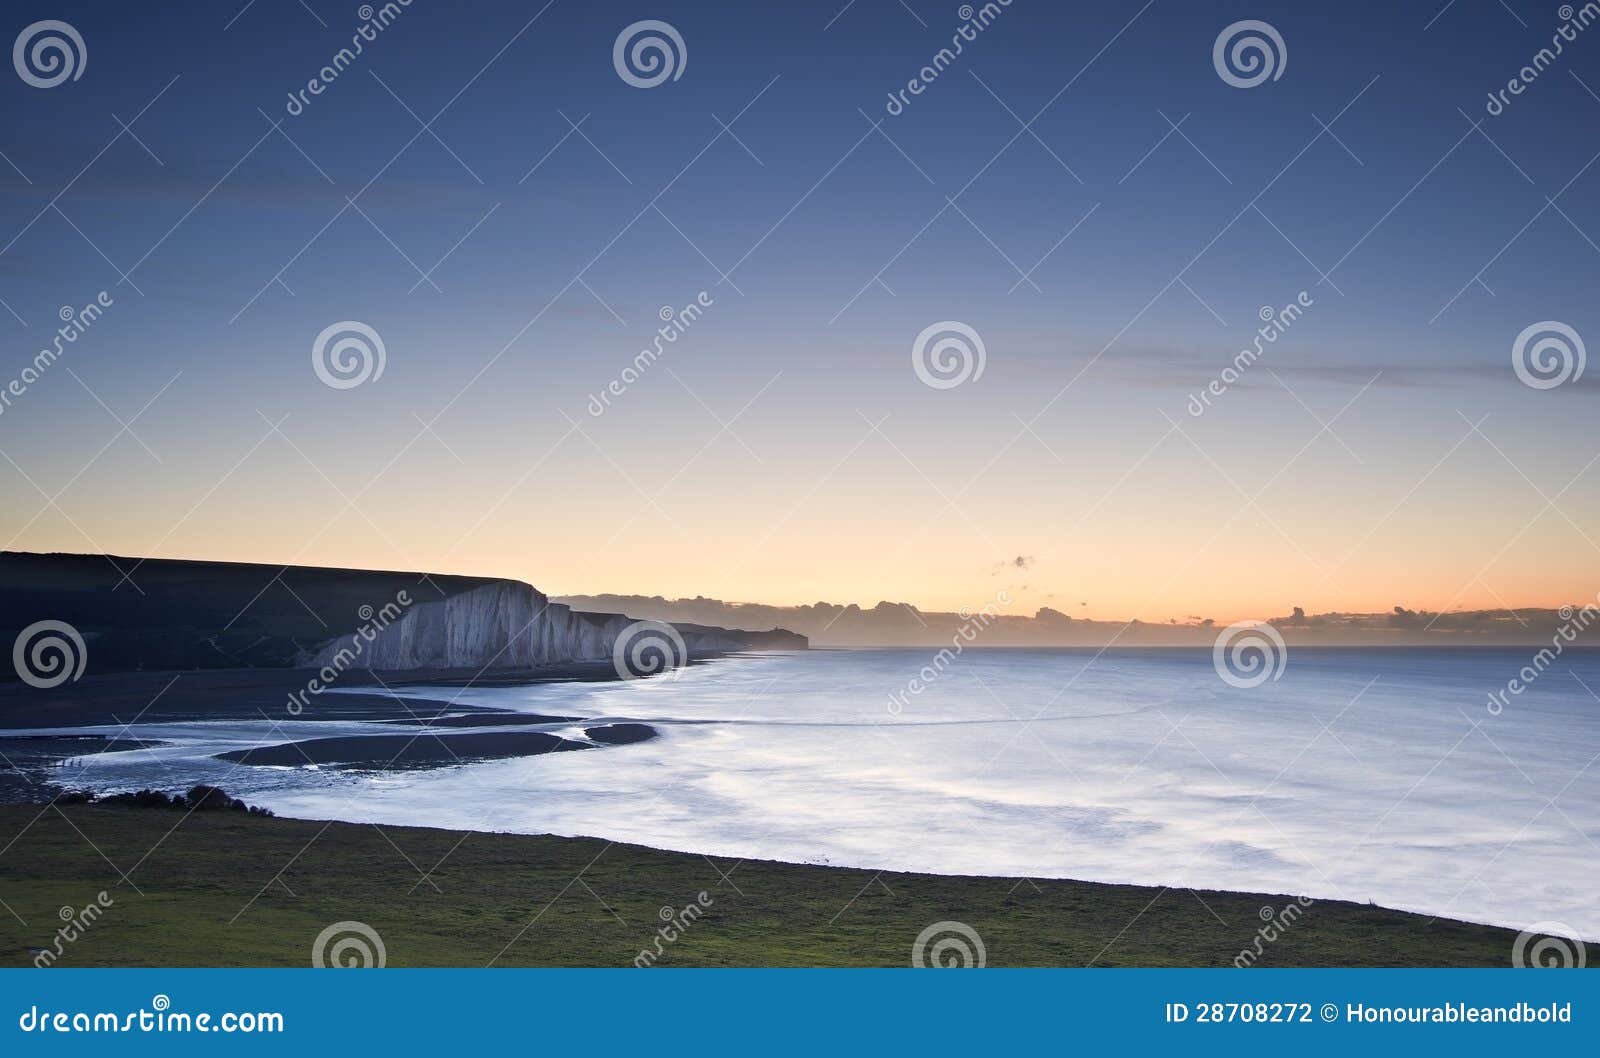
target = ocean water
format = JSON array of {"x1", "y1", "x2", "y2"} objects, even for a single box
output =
[{"x1": 37, "y1": 648, "x2": 1600, "y2": 937}]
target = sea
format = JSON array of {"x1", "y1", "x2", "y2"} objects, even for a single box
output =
[{"x1": 31, "y1": 647, "x2": 1600, "y2": 938}]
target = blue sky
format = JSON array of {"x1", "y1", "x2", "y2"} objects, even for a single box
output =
[{"x1": 2, "y1": 0, "x2": 1597, "y2": 619}]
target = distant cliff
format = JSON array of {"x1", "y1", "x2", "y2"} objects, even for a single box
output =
[
  {"x1": 0, "y1": 553, "x2": 805, "y2": 681},
  {"x1": 554, "y1": 592, "x2": 1594, "y2": 648}
]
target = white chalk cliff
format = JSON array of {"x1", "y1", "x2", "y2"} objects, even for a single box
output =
[{"x1": 306, "y1": 579, "x2": 805, "y2": 671}]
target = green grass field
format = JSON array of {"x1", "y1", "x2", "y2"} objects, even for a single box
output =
[{"x1": 0, "y1": 805, "x2": 1539, "y2": 967}]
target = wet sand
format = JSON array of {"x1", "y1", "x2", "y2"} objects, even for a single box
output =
[
  {"x1": 214, "y1": 730, "x2": 593, "y2": 768},
  {"x1": 0, "y1": 664, "x2": 662, "y2": 793}
]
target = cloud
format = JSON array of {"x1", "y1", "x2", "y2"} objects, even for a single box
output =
[{"x1": 1085, "y1": 344, "x2": 1600, "y2": 392}]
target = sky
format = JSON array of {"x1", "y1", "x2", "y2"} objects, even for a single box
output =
[{"x1": 1, "y1": 0, "x2": 1598, "y2": 623}]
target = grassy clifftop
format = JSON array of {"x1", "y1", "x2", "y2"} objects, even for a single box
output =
[{"x1": 0, "y1": 806, "x2": 1538, "y2": 967}]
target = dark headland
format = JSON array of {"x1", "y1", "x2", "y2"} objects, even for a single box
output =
[{"x1": 0, "y1": 550, "x2": 804, "y2": 783}]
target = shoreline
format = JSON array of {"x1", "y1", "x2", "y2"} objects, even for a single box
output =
[
  {"x1": 0, "y1": 804, "x2": 1558, "y2": 968},
  {"x1": 240, "y1": 796, "x2": 1573, "y2": 944}
]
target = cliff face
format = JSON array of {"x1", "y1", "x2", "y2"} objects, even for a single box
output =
[
  {"x1": 0, "y1": 553, "x2": 805, "y2": 680},
  {"x1": 306, "y1": 580, "x2": 806, "y2": 671}
]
